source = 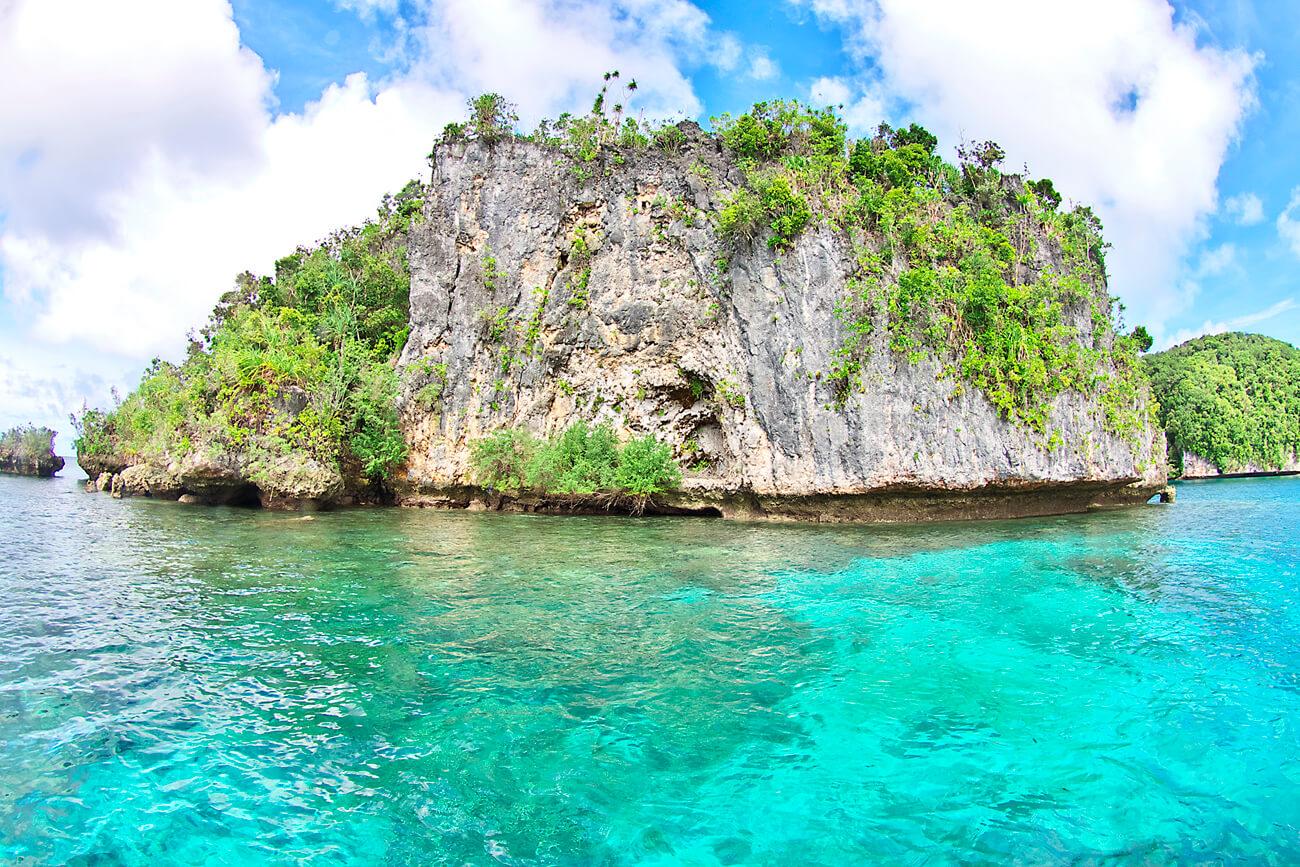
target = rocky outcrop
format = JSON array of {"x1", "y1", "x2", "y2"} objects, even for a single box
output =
[
  {"x1": 0, "y1": 426, "x2": 65, "y2": 478},
  {"x1": 86, "y1": 451, "x2": 348, "y2": 511},
  {"x1": 1180, "y1": 450, "x2": 1300, "y2": 480},
  {"x1": 393, "y1": 134, "x2": 1167, "y2": 522}
]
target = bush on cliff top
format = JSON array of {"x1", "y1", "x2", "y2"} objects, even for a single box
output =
[
  {"x1": 1144, "y1": 332, "x2": 1300, "y2": 474},
  {"x1": 74, "y1": 181, "x2": 423, "y2": 486}
]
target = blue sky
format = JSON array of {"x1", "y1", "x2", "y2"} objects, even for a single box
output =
[
  {"x1": 1, "y1": 0, "x2": 1298, "y2": 442},
  {"x1": 232, "y1": 0, "x2": 1300, "y2": 347}
]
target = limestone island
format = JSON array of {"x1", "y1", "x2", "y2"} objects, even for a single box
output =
[
  {"x1": 1145, "y1": 332, "x2": 1300, "y2": 479},
  {"x1": 1, "y1": 425, "x2": 65, "y2": 478},
  {"x1": 75, "y1": 91, "x2": 1171, "y2": 521}
]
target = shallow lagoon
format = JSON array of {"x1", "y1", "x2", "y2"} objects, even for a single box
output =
[{"x1": 1, "y1": 473, "x2": 1297, "y2": 864}]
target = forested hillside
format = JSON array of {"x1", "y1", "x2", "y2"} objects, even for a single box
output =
[{"x1": 1145, "y1": 332, "x2": 1300, "y2": 476}]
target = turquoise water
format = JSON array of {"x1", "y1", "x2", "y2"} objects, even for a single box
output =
[{"x1": 1, "y1": 475, "x2": 1298, "y2": 864}]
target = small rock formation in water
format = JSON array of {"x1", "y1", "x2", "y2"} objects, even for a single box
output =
[
  {"x1": 76, "y1": 92, "x2": 1169, "y2": 519},
  {"x1": 1145, "y1": 332, "x2": 1300, "y2": 479},
  {"x1": 0, "y1": 425, "x2": 65, "y2": 478}
]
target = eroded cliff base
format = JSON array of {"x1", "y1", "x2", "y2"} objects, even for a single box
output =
[{"x1": 395, "y1": 479, "x2": 1170, "y2": 524}]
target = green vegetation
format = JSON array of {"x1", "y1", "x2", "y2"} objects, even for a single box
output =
[
  {"x1": 471, "y1": 421, "x2": 681, "y2": 509},
  {"x1": 1144, "y1": 332, "x2": 1300, "y2": 474},
  {"x1": 707, "y1": 103, "x2": 1147, "y2": 437},
  {"x1": 82, "y1": 81, "x2": 1160, "y2": 506},
  {"x1": 74, "y1": 181, "x2": 425, "y2": 488},
  {"x1": 1, "y1": 425, "x2": 58, "y2": 462},
  {"x1": 407, "y1": 358, "x2": 450, "y2": 411},
  {"x1": 430, "y1": 86, "x2": 1151, "y2": 443}
]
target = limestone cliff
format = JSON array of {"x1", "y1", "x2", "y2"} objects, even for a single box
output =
[
  {"x1": 1180, "y1": 451, "x2": 1300, "y2": 480},
  {"x1": 394, "y1": 130, "x2": 1167, "y2": 521}
]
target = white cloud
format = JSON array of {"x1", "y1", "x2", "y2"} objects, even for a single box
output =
[
  {"x1": 791, "y1": 0, "x2": 1258, "y2": 335},
  {"x1": 809, "y1": 75, "x2": 885, "y2": 134},
  {"x1": 0, "y1": 0, "x2": 271, "y2": 248},
  {"x1": 749, "y1": 53, "x2": 779, "y2": 81},
  {"x1": 335, "y1": 0, "x2": 401, "y2": 18},
  {"x1": 1195, "y1": 242, "x2": 1237, "y2": 278},
  {"x1": 714, "y1": 34, "x2": 743, "y2": 73},
  {"x1": 1278, "y1": 186, "x2": 1300, "y2": 257},
  {"x1": 0, "y1": 345, "x2": 132, "y2": 447},
  {"x1": 2, "y1": 0, "x2": 768, "y2": 435},
  {"x1": 1223, "y1": 191, "x2": 1264, "y2": 226},
  {"x1": 410, "y1": 0, "x2": 742, "y2": 124},
  {"x1": 1162, "y1": 297, "x2": 1298, "y2": 349},
  {"x1": 2, "y1": 68, "x2": 457, "y2": 359}
]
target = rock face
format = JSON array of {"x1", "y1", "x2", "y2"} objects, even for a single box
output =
[
  {"x1": 0, "y1": 453, "x2": 64, "y2": 478},
  {"x1": 1181, "y1": 450, "x2": 1300, "y2": 479},
  {"x1": 0, "y1": 426, "x2": 65, "y2": 478},
  {"x1": 86, "y1": 451, "x2": 346, "y2": 511},
  {"x1": 395, "y1": 133, "x2": 1167, "y2": 521}
]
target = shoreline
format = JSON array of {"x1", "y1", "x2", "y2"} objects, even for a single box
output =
[
  {"x1": 76, "y1": 468, "x2": 1171, "y2": 524},
  {"x1": 1177, "y1": 470, "x2": 1300, "y2": 481}
]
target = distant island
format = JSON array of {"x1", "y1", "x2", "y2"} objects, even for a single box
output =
[
  {"x1": 0, "y1": 425, "x2": 65, "y2": 478},
  {"x1": 1145, "y1": 332, "x2": 1300, "y2": 478},
  {"x1": 74, "y1": 88, "x2": 1169, "y2": 520}
]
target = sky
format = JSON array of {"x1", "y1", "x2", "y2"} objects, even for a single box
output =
[{"x1": 2, "y1": 0, "x2": 1299, "y2": 446}]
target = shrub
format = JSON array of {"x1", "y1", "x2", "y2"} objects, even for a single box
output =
[
  {"x1": 716, "y1": 173, "x2": 811, "y2": 250},
  {"x1": 525, "y1": 421, "x2": 620, "y2": 492},
  {"x1": 753, "y1": 174, "x2": 811, "y2": 250},
  {"x1": 471, "y1": 428, "x2": 538, "y2": 490},
  {"x1": 71, "y1": 407, "x2": 116, "y2": 461},
  {"x1": 0, "y1": 425, "x2": 57, "y2": 461},
  {"x1": 654, "y1": 124, "x2": 687, "y2": 153},
  {"x1": 469, "y1": 422, "x2": 681, "y2": 501},
  {"x1": 349, "y1": 362, "x2": 407, "y2": 480},
  {"x1": 466, "y1": 93, "x2": 518, "y2": 144},
  {"x1": 716, "y1": 188, "x2": 765, "y2": 243},
  {"x1": 1129, "y1": 325, "x2": 1154, "y2": 353},
  {"x1": 615, "y1": 435, "x2": 682, "y2": 495},
  {"x1": 75, "y1": 180, "x2": 423, "y2": 486}
]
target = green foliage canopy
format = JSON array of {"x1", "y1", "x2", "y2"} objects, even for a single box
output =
[
  {"x1": 471, "y1": 422, "x2": 681, "y2": 500},
  {"x1": 73, "y1": 182, "x2": 424, "y2": 486},
  {"x1": 1144, "y1": 332, "x2": 1300, "y2": 474},
  {"x1": 1, "y1": 425, "x2": 58, "y2": 462}
]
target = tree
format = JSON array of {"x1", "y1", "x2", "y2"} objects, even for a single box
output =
[
  {"x1": 1129, "y1": 325, "x2": 1154, "y2": 353},
  {"x1": 466, "y1": 93, "x2": 518, "y2": 144}
]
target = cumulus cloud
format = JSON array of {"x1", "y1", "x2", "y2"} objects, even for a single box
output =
[
  {"x1": 1162, "y1": 297, "x2": 1298, "y2": 350},
  {"x1": 0, "y1": 0, "x2": 271, "y2": 248},
  {"x1": 1278, "y1": 186, "x2": 1300, "y2": 257},
  {"x1": 0, "y1": 348, "x2": 126, "y2": 446},
  {"x1": 1195, "y1": 242, "x2": 1237, "y2": 278},
  {"x1": 809, "y1": 75, "x2": 886, "y2": 134},
  {"x1": 2, "y1": 68, "x2": 457, "y2": 358},
  {"x1": 790, "y1": 0, "x2": 1258, "y2": 334},
  {"x1": 2, "y1": 0, "x2": 767, "y2": 433},
  {"x1": 749, "y1": 53, "x2": 779, "y2": 81},
  {"x1": 1223, "y1": 191, "x2": 1264, "y2": 226},
  {"x1": 405, "y1": 0, "x2": 764, "y2": 124}
]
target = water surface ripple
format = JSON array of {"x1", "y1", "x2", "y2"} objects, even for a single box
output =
[{"x1": 1, "y1": 474, "x2": 1298, "y2": 864}]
